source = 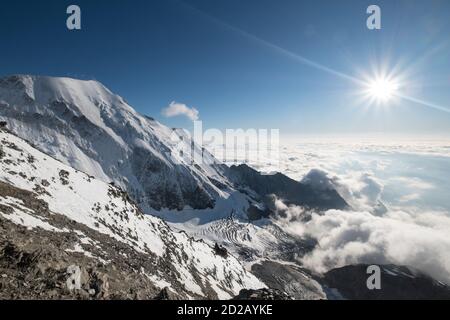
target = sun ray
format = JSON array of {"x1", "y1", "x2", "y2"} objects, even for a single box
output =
[
  {"x1": 182, "y1": 0, "x2": 450, "y2": 115},
  {"x1": 395, "y1": 93, "x2": 450, "y2": 114}
]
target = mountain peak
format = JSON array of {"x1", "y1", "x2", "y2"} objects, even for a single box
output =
[
  {"x1": 0, "y1": 74, "x2": 142, "y2": 153},
  {"x1": 0, "y1": 74, "x2": 124, "y2": 110}
]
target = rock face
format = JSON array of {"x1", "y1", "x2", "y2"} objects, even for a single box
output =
[
  {"x1": 228, "y1": 164, "x2": 348, "y2": 214},
  {"x1": 0, "y1": 128, "x2": 265, "y2": 299},
  {"x1": 321, "y1": 265, "x2": 450, "y2": 300}
]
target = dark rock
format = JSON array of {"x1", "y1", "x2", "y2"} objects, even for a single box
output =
[
  {"x1": 214, "y1": 243, "x2": 228, "y2": 258},
  {"x1": 154, "y1": 287, "x2": 179, "y2": 300}
]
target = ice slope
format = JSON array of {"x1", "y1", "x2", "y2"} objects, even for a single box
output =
[{"x1": 0, "y1": 128, "x2": 265, "y2": 299}]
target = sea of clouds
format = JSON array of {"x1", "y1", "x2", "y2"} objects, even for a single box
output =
[{"x1": 227, "y1": 134, "x2": 450, "y2": 284}]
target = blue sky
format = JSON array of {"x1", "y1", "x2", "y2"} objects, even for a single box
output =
[{"x1": 1, "y1": 0, "x2": 450, "y2": 134}]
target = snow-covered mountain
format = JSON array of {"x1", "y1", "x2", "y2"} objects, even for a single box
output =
[
  {"x1": 0, "y1": 75, "x2": 230, "y2": 214},
  {"x1": 0, "y1": 127, "x2": 265, "y2": 299},
  {"x1": 0, "y1": 75, "x2": 347, "y2": 223}
]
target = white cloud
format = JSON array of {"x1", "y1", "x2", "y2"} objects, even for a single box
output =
[
  {"x1": 161, "y1": 101, "x2": 199, "y2": 121},
  {"x1": 270, "y1": 196, "x2": 450, "y2": 284},
  {"x1": 296, "y1": 208, "x2": 450, "y2": 285}
]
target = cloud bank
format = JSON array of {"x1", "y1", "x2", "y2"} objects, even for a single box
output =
[
  {"x1": 271, "y1": 167, "x2": 450, "y2": 285},
  {"x1": 161, "y1": 102, "x2": 199, "y2": 121},
  {"x1": 301, "y1": 209, "x2": 450, "y2": 284},
  {"x1": 220, "y1": 134, "x2": 450, "y2": 284}
]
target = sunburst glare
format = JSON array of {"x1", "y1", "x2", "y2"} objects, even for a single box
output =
[{"x1": 366, "y1": 77, "x2": 399, "y2": 103}]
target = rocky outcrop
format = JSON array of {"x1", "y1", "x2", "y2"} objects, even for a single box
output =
[{"x1": 0, "y1": 212, "x2": 164, "y2": 299}]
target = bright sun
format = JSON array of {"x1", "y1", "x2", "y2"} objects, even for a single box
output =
[{"x1": 367, "y1": 77, "x2": 399, "y2": 102}]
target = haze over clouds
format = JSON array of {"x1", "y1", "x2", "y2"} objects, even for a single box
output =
[{"x1": 161, "y1": 101, "x2": 199, "y2": 121}]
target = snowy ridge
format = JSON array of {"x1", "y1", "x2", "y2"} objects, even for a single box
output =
[{"x1": 0, "y1": 128, "x2": 265, "y2": 299}]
